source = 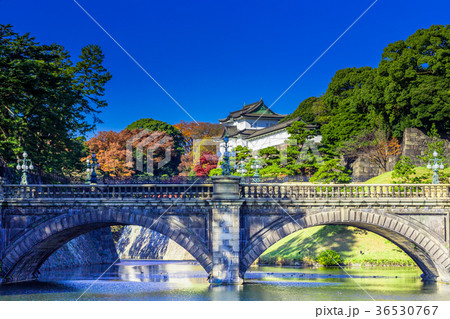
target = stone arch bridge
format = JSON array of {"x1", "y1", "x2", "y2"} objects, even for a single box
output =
[{"x1": 1, "y1": 176, "x2": 449, "y2": 284}]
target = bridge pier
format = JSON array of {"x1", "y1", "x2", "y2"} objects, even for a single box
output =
[{"x1": 209, "y1": 176, "x2": 243, "y2": 285}]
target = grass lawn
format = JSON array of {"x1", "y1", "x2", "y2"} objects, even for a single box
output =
[
  {"x1": 364, "y1": 166, "x2": 450, "y2": 184},
  {"x1": 259, "y1": 225, "x2": 415, "y2": 267},
  {"x1": 258, "y1": 167, "x2": 450, "y2": 268}
]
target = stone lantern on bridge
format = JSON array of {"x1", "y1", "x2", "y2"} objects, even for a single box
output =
[
  {"x1": 86, "y1": 152, "x2": 100, "y2": 184},
  {"x1": 16, "y1": 152, "x2": 33, "y2": 185},
  {"x1": 427, "y1": 151, "x2": 445, "y2": 184}
]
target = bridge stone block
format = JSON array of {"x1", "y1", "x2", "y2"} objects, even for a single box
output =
[
  {"x1": 436, "y1": 252, "x2": 446, "y2": 263},
  {"x1": 157, "y1": 220, "x2": 169, "y2": 235},
  {"x1": 430, "y1": 245, "x2": 439, "y2": 257},
  {"x1": 262, "y1": 237, "x2": 272, "y2": 248},
  {"x1": 423, "y1": 239, "x2": 433, "y2": 251},
  {"x1": 208, "y1": 177, "x2": 243, "y2": 284},
  {"x1": 404, "y1": 226, "x2": 414, "y2": 238},
  {"x1": 416, "y1": 234, "x2": 426, "y2": 246},
  {"x1": 49, "y1": 221, "x2": 58, "y2": 234}
]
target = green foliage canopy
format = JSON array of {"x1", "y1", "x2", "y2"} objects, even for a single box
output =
[
  {"x1": 280, "y1": 96, "x2": 320, "y2": 124},
  {"x1": 392, "y1": 156, "x2": 418, "y2": 184},
  {"x1": 320, "y1": 66, "x2": 374, "y2": 146},
  {"x1": 125, "y1": 118, "x2": 184, "y2": 176},
  {"x1": 0, "y1": 24, "x2": 111, "y2": 175},
  {"x1": 365, "y1": 25, "x2": 450, "y2": 137},
  {"x1": 283, "y1": 25, "x2": 450, "y2": 149},
  {"x1": 310, "y1": 159, "x2": 351, "y2": 184}
]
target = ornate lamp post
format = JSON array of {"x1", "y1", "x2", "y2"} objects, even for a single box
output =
[
  {"x1": 427, "y1": 151, "x2": 444, "y2": 184},
  {"x1": 218, "y1": 135, "x2": 235, "y2": 176},
  {"x1": 85, "y1": 158, "x2": 93, "y2": 184},
  {"x1": 16, "y1": 152, "x2": 34, "y2": 185},
  {"x1": 87, "y1": 152, "x2": 100, "y2": 184},
  {"x1": 251, "y1": 156, "x2": 262, "y2": 183},
  {"x1": 236, "y1": 160, "x2": 248, "y2": 183}
]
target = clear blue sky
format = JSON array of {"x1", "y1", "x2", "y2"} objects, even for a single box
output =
[{"x1": 1, "y1": 0, "x2": 449, "y2": 133}]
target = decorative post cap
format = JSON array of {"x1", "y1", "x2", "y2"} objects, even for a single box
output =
[{"x1": 212, "y1": 175, "x2": 241, "y2": 200}]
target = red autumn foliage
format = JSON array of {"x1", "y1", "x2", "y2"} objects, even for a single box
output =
[{"x1": 193, "y1": 151, "x2": 219, "y2": 177}]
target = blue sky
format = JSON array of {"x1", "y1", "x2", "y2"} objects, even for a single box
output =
[{"x1": 1, "y1": 0, "x2": 449, "y2": 133}]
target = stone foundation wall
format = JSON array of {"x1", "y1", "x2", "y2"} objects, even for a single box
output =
[
  {"x1": 40, "y1": 227, "x2": 118, "y2": 271},
  {"x1": 350, "y1": 128, "x2": 449, "y2": 181},
  {"x1": 401, "y1": 128, "x2": 450, "y2": 166},
  {"x1": 349, "y1": 157, "x2": 381, "y2": 182},
  {"x1": 116, "y1": 226, "x2": 194, "y2": 260}
]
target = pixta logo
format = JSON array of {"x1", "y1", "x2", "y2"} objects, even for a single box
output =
[
  {"x1": 126, "y1": 130, "x2": 172, "y2": 175},
  {"x1": 192, "y1": 137, "x2": 220, "y2": 165}
]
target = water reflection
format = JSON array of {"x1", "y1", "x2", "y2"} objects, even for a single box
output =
[
  {"x1": 0, "y1": 261, "x2": 448, "y2": 301},
  {"x1": 115, "y1": 260, "x2": 206, "y2": 284}
]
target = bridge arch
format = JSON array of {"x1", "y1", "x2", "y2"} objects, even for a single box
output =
[
  {"x1": 1, "y1": 208, "x2": 212, "y2": 283},
  {"x1": 240, "y1": 209, "x2": 450, "y2": 283}
]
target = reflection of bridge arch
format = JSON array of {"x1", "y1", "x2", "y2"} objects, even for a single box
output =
[
  {"x1": 1, "y1": 209, "x2": 212, "y2": 283},
  {"x1": 240, "y1": 209, "x2": 450, "y2": 282}
]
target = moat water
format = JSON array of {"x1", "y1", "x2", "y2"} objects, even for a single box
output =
[{"x1": 1, "y1": 260, "x2": 449, "y2": 301}]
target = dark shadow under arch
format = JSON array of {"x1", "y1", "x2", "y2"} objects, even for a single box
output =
[
  {"x1": 240, "y1": 210, "x2": 450, "y2": 283},
  {"x1": 1, "y1": 209, "x2": 212, "y2": 283}
]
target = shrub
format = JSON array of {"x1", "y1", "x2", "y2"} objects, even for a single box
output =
[
  {"x1": 392, "y1": 156, "x2": 415, "y2": 183},
  {"x1": 316, "y1": 249, "x2": 343, "y2": 266}
]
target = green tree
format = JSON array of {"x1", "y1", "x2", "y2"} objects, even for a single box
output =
[
  {"x1": 126, "y1": 118, "x2": 184, "y2": 148},
  {"x1": 257, "y1": 121, "x2": 321, "y2": 178},
  {"x1": 320, "y1": 67, "x2": 374, "y2": 147},
  {"x1": 392, "y1": 156, "x2": 417, "y2": 183},
  {"x1": 285, "y1": 121, "x2": 320, "y2": 177},
  {"x1": 0, "y1": 24, "x2": 111, "y2": 176},
  {"x1": 125, "y1": 118, "x2": 184, "y2": 176},
  {"x1": 259, "y1": 146, "x2": 280, "y2": 167},
  {"x1": 310, "y1": 159, "x2": 351, "y2": 184},
  {"x1": 418, "y1": 124, "x2": 446, "y2": 164},
  {"x1": 258, "y1": 147, "x2": 283, "y2": 177},
  {"x1": 287, "y1": 121, "x2": 315, "y2": 145},
  {"x1": 280, "y1": 96, "x2": 320, "y2": 124},
  {"x1": 365, "y1": 25, "x2": 450, "y2": 137},
  {"x1": 234, "y1": 145, "x2": 252, "y2": 162}
]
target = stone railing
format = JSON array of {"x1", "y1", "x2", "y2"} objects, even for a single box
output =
[
  {"x1": 1, "y1": 184, "x2": 214, "y2": 200},
  {"x1": 240, "y1": 184, "x2": 450, "y2": 200},
  {"x1": 2, "y1": 183, "x2": 449, "y2": 201}
]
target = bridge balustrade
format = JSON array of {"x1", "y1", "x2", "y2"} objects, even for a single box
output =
[
  {"x1": 1, "y1": 183, "x2": 449, "y2": 201},
  {"x1": 1, "y1": 184, "x2": 214, "y2": 200},
  {"x1": 240, "y1": 183, "x2": 450, "y2": 200}
]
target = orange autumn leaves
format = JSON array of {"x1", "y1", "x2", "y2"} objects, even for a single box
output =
[
  {"x1": 174, "y1": 121, "x2": 223, "y2": 154},
  {"x1": 85, "y1": 129, "x2": 175, "y2": 177},
  {"x1": 85, "y1": 121, "x2": 223, "y2": 177}
]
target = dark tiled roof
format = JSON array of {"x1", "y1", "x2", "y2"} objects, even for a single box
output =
[
  {"x1": 229, "y1": 128, "x2": 259, "y2": 138},
  {"x1": 243, "y1": 113, "x2": 286, "y2": 118},
  {"x1": 223, "y1": 125, "x2": 238, "y2": 136},
  {"x1": 246, "y1": 116, "x2": 315, "y2": 140},
  {"x1": 219, "y1": 100, "x2": 284, "y2": 122},
  {"x1": 222, "y1": 125, "x2": 259, "y2": 138}
]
